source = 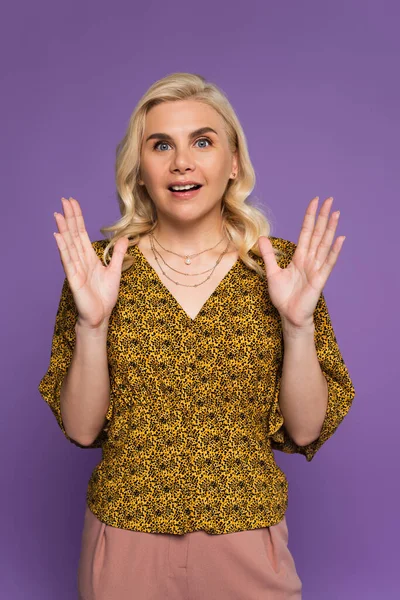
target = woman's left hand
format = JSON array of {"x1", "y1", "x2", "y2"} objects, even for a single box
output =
[{"x1": 258, "y1": 196, "x2": 346, "y2": 329}]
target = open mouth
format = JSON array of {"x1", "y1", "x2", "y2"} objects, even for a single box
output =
[
  {"x1": 168, "y1": 184, "x2": 202, "y2": 192},
  {"x1": 167, "y1": 184, "x2": 203, "y2": 198}
]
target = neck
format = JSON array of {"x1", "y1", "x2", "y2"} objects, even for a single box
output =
[{"x1": 151, "y1": 219, "x2": 228, "y2": 255}]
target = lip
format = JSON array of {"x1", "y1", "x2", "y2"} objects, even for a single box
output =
[
  {"x1": 167, "y1": 181, "x2": 203, "y2": 189},
  {"x1": 168, "y1": 187, "x2": 202, "y2": 200}
]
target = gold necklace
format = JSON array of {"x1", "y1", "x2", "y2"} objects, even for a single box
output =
[
  {"x1": 149, "y1": 234, "x2": 231, "y2": 287},
  {"x1": 152, "y1": 244, "x2": 215, "y2": 277},
  {"x1": 151, "y1": 231, "x2": 225, "y2": 265}
]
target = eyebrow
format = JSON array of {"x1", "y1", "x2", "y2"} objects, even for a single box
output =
[{"x1": 145, "y1": 126, "x2": 219, "y2": 143}]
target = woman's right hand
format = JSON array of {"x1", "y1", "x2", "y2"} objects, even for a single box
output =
[{"x1": 53, "y1": 197, "x2": 130, "y2": 330}]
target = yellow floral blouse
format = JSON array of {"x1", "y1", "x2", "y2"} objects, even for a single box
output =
[{"x1": 38, "y1": 236, "x2": 355, "y2": 535}]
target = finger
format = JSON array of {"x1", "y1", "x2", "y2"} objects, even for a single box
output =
[
  {"x1": 68, "y1": 197, "x2": 98, "y2": 267},
  {"x1": 108, "y1": 237, "x2": 130, "y2": 275},
  {"x1": 55, "y1": 201, "x2": 86, "y2": 276},
  {"x1": 295, "y1": 196, "x2": 319, "y2": 258},
  {"x1": 53, "y1": 227, "x2": 80, "y2": 283},
  {"x1": 62, "y1": 197, "x2": 87, "y2": 266},
  {"x1": 296, "y1": 196, "x2": 333, "y2": 258},
  {"x1": 258, "y1": 236, "x2": 280, "y2": 278},
  {"x1": 315, "y1": 236, "x2": 346, "y2": 286},
  {"x1": 314, "y1": 209, "x2": 341, "y2": 269},
  {"x1": 307, "y1": 196, "x2": 334, "y2": 259}
]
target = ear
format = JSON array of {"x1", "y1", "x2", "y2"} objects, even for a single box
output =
[{"x1": 231, "y1": 151, "x2": 238, "y2": 176}]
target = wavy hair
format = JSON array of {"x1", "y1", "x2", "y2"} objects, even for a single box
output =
[{"x1": 100, "y1": 72, "x2": 283, "y2": 278}]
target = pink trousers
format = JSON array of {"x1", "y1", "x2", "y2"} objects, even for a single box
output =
[{"x1": 78, "y1": 505, "x2": 302, "y2": 599}]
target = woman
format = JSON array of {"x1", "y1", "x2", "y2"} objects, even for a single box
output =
[{"x1": 39, "y1": 72, "x2": 355, "y2": 599}]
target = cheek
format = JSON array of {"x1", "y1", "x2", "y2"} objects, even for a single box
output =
[
  {"x1": 200, "y1": 154, "x2": 230, "y2": 176},
  {"x1": 140, "y1": 161, "x2": 159, "y2": 187}
]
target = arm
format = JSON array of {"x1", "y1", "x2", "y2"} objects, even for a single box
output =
[
  {"x1": 60, "y1": 318, "x2": 111, "y2": 446},
  {"x1": 278, "y1": 319, "x2": 328, "y2": 447},
  {"x1": 265, "y1": 236, "x2": 355, "y2": 461}
]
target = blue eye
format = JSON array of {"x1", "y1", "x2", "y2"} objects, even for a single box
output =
[
  {"x1": 153, "y1": 137, "x2": 212, "y2": 151},
  {"x1": 154, "y1": 141, "x2": 171, "y2": 151},
  {"x1": 195, "y1": 138, "x2": 212, "y2": 149}
]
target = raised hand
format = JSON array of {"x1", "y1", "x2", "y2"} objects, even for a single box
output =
[
  {"x1": 53, "y1": 197, "x2": 130, "y2": 329},
  {"x1": 258, "y1": 196, "x2": 346, "y2": 329}
]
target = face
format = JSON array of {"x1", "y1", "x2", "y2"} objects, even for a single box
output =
[{"x1": 138, "y1": 99, "x2": 238, "y2": 223}]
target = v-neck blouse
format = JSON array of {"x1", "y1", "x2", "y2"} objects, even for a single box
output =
[
  {"x1": 134, "y1": 243, "x2": 242, "y2": 323},
  {"x1": 38, "y1": 236, "x2": 355, "y2": 535}
]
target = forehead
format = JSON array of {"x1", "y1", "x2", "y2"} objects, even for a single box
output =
[{"x1": 144, "y1": 100, "x2": 225, "y2": 134}]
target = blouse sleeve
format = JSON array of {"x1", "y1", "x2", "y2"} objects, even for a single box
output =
[
  {"x1": 38, "y1": 242, "x2": 113, "y2": 448},
  {"x1": 266, "y1": 239, "x2": 356, "y2": 462}
]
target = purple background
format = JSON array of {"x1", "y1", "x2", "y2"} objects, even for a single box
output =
[{"x1": 1, "y1": 0, "x2": 398, "y2": 598}]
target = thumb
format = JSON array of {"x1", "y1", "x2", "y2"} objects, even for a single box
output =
[
  {"x1": 258, "y1": 236, "x2": 280, "y2": 279},
  {"x1": 108, "y1": 236, "x2": 130, "y2": 275}
]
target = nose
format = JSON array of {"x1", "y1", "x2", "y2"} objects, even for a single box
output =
[{"x1": 170, "y1": 146, "x2": 196, "y2": 173}]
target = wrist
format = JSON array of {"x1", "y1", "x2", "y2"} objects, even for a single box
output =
[
  {"x1": 75, "y1": 318, "x2": 109, "y2": 337},
  {"x1": 281, "y1": 317, "x2": 315, "y2": 339}
]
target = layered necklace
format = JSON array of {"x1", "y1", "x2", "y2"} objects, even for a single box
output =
[{"x1": 149, "y1": 231, "x2": 232, "y2": 288}]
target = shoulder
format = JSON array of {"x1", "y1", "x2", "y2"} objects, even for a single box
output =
[
  {"x1": 91, "y1": 239, "x2": 109, "y2": 263},
  {"x1": 268, "y1": 236, "x2": 297, "y2": 256},
  {"x1": 91, "y1": 239, "x2": 108, "y2": 252},
  {"x1": 250, "y1": 236, "x2": 297, "y2": 268},
  {"x1": 90, "y1": 238, "x2": 137, "y2": 260}
]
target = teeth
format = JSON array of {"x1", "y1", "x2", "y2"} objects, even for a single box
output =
[{"x1": 171, "y1": 184, "x2": 199, "y2": 191}]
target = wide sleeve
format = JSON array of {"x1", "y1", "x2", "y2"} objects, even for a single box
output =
[
  {"x1": 267, "y1": 239, "x2": 356, "y2": 462},
  {"x1": 38, "y1": 244, "x2": 113, "y2": 448}
]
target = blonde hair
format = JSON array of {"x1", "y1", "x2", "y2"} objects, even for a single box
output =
[{"x1": 100, "y1": 72, "x2": 283, "y2": 278}]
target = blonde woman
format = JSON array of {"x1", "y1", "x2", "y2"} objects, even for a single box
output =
[{"x1": 39, "y1": 72, "x2": 355, "y2": 600}]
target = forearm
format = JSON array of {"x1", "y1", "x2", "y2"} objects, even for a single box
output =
[
  {"x1": 60, "y1": 319, "x2": 111, "y2": 446},
  {"x1": 278, "y1": 319, "x2": 328, "y2": 446}
]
